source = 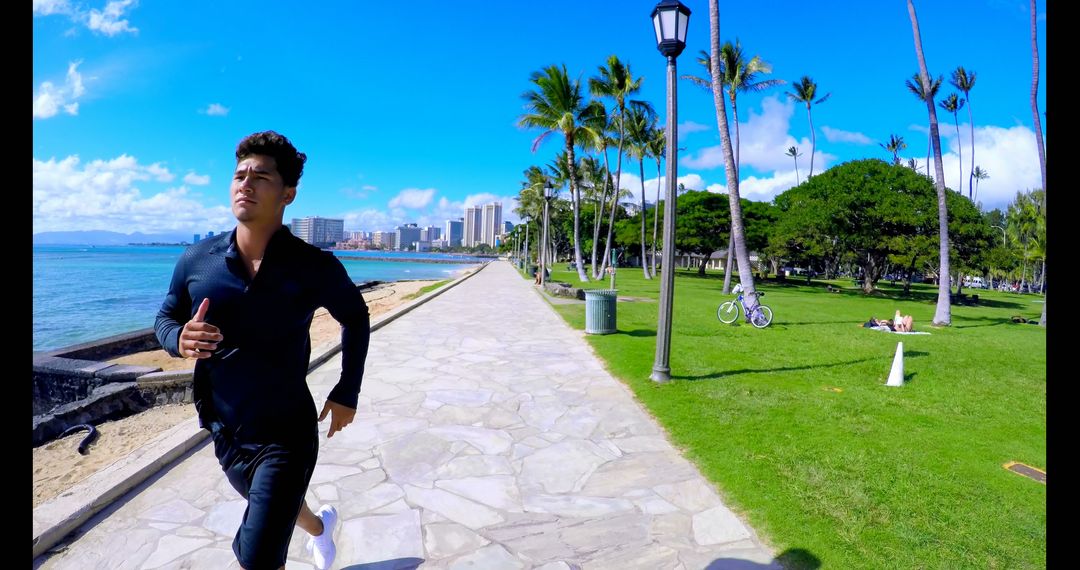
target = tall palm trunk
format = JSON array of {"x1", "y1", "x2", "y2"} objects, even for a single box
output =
[
  {"x1": 591, "y1": 150, "x2": 609, "y2": 279},
  {"x1": 709, "y1": 0, "x2": 756, "y2": 298},
  {"x1": 639, "y1": 158, "x2": 650, "y2": 278},
  {"x1": 908, "y1": 0, "x2": 951, "y2": 326},
  {"x1": 599, "y1": 130, "x2": 627, "y2": 277},
  {"x1": 722, "y1": 237, "x2": 734, "y2": 294},
  {"x1": 721, "y1": 91, "x2": 742, "y2": 295},
  {"x1": 966, "y1": 99, "x2": 975, "y2": 199},
  {"x1": 591, "y1": 186, "x2": 606, "y2": 278},
  {"x1": 926, "y1": 132, "x2": 931, "y2": 181},
  {"x1": 1031, "y1": 0, "x2": 1046, "y2": 326},
  {"x1": 565, "y1": 142, "x2": 589, "y2": 282},
  {"x1": 953, "y1": 111, "x2": 963, "y2": 193},
  {"x1": 806, "y1": 105, "x2": 818, "y2": 178},
  {"x1": 651, "y1": 158, "x2": 662, "y2": 277}
]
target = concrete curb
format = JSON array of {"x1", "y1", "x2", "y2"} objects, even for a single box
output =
[{"x1": 32, "y1": 262, "x2": 489, "y2": 558}]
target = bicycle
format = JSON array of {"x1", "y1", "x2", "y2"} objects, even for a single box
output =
[{"x1": 717, "y1": 283, "x2": 773, "y2": 328}]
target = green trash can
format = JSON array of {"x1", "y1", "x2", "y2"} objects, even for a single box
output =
[{"x1": 584, "y1": 289, "x2": 618, "y2": 334}]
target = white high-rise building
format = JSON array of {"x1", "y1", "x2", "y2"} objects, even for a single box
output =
[
  {"x1": 444, "y1": 219, "x2": 463, "y2": 247},
  {"x1": 290, "y1": 217, "x2": 345, "y2": 247},
  {"x1": 463, "y1": 207, "x2": 482, "y2": 247},
  {"x1": 481, "y1": 202, "x2": 502, "y2": 247},
  {"x1": 394, "y1": 224, "x2": 422, "y2": 251}
]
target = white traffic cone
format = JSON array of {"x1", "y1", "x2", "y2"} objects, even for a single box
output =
[{"x1": 886, "y1": 341, "x2": 904, "y2": 386}]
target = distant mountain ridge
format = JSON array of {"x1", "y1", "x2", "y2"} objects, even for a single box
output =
[{"x1": 32, "y1": 230, "x2": 198, "y2": 245}]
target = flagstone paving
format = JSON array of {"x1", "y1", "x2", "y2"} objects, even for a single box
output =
[{"x1": 35, "y1": 261, "x2": 779, "y2": 569}]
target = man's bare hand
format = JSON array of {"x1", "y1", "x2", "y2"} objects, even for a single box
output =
[
  {"x1": 179, "y1": 298, "x2": 222, "y2": 359},
  {"x1": 318, "y1": 400, "x2": 356, "y2": 438}
]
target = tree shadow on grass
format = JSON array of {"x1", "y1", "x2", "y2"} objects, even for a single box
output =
[
  {"x1": 951, "y1": 317, "x2": 1014, "y2": 329},
  {"x1": 617, "y1": 329, "x2": 657, "y2": 338},
  {"x1": 674, "y1": 356, "x2": 879, "y2": 381},
  {"x1": 675, "y1": 351, "x2": 929, "y2": 382}
]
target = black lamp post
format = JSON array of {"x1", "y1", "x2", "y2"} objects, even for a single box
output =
[
  {"x1": 540, "y1": 182, "x2": 554, "y2": 287},
  {"x1": 650, "y1": 0, "x2": 690, "y2": 384}
]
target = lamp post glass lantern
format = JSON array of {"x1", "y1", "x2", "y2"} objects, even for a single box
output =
[
  {"x1": 650, "y1": 0, "x2": 689, "y2": 384},
  {"x1": 651, "y1": 0, "x2": 691, "y2": 58}
]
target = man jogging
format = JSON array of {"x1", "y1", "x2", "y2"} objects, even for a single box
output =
[{"x1": 155, "y1": 130, "x2": 370, "y2": 569}]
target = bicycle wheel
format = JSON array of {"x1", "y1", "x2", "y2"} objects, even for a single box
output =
[
  {"x1": 717, "y1": 301, "x2": 740, "y2": 324},
  {"x1": 750, "y1": 305, "x2": 773, "y2": 328}
]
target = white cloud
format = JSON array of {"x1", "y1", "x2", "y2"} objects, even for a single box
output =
[
  {"x1": 821, "y1": 126, "x2": 873, "y2": 145},
  {"x1": 34, "y1": 0, "x2": 72, "y2": 15},
  {"x1": 342, "y1": 208, "x2": 396, "y2": 233},
  {"x1": 616, "y1": 172, "x2": 708, "y2": 206},
  {"x1": 678, "y1": 120, "x2": 711, "y2": 139},
  {"x1": 183, "y1": 172, "x2": 210, "y2": 185},
  {"x1": 204, "y1": 103, "x2": 229, "y2": 116},
  {"x1": 462, "y1": 192, "x2": 502, "y2": 208},
  {"x1": 86, "y1": 0, "x2": 138, "y2": 36},
  {"x1": 388, "y1": 188, "x2": 435, "y2": 209},
  {"x1": 340, "y1": 191, "x2": 524, "y2": 231},
  {"x1": 361, "y1": 185, "x2": 377, "y2": 191},
  {"x1": 33, "y1": 61, "x2": 85, "y2": 119},
  {"x1": 33, "y1": 154, "x2": 231, "y2": 233},
  {"x1": 681, "y1": 95, "x2": 836, "y2": 177},
  {"x1": 35, "y1": 0, "x2": 138, "y2": 35},
  {"x1": 903, "y1": 123, "x2": 1043, "y2": 210}
]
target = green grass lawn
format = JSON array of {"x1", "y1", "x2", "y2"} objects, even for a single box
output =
[
  {"x1": 401, "y1": 279, "x2": 451, "y2": 301},
  {"x1": 542, "y1": 265, "x2": 1045, "y2": 569}
]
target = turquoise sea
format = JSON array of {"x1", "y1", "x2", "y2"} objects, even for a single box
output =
[{"x1": 33, "y1": 245, "x2": 486, "y2": 353}]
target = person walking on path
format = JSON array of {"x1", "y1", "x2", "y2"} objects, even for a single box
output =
[{"x1": 154, "y1": 130, "x2": 371, "y2": 570}]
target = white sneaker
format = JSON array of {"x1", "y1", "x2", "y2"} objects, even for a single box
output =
[{"x1": 306, "y1": 505, "x2": 338, "y2": 570}]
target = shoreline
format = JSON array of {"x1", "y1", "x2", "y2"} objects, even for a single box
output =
[{"x1": 33, "y1": 277, "x2": 446, "y2": 508}]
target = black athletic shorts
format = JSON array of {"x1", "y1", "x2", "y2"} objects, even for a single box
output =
[{"x1": 210, "y1": 423, "x2": 319, "y2": 570}]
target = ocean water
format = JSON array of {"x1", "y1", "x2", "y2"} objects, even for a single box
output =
[{"x1": 33, "y1": 245, "x2": 485, "y2": 353}]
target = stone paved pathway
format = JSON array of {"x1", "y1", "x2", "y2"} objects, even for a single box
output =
[{"x1": 35, "y1": 261, "x2": 779, "y2": 569}]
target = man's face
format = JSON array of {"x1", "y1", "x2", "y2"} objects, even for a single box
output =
[{"x1": 231, "y1": 154, "x2": 295, "y2": 224}]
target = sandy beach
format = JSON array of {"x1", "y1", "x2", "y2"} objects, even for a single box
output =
[{"x1": 33, "y1": 278, "x2": 445, "y2": 509}]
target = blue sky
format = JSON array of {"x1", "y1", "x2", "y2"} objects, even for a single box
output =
[{"x1": 33, "y1": 0, "x2": 1047, "y2": 236}]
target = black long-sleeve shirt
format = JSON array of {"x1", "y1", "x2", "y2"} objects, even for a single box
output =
[{"x1": 155, "y1": 227, "x2": 370, "y2": 443}]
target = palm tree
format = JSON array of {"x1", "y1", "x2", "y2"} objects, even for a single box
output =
[
  {"x1": 905, "y1": 72, "x2": 943, "y2": 180},
  {"x1": 623, "y1": 104, "x2": 657, "y2": 279},
  {"x1": 879, "y1": 134, "x2": 907, "y2": 165},
  {"x1": 685, "y1": 42, "x2": 784, "y2": 293},
  {"x1": 647, "y1": 126, "x2": 665, "y2": 278},
  {"x1": 785, "y1": 146, "x2": 802, "y2": 184},
  {"x1": 589, "y1": 55, "x2": 651, "y2": 277},
  {"x1": 580, "y1": 100, "x2": 612, "y2": 278},
  {"x1": 906, "y1": 157, "x2": 921, "y2": 172},
  {"x1": 950, "y1": 67, "x2": 977, "y2": 198},
  {"x1": 707, "y1": 0, "x2": 757, "y2": 300},
  {"x1": 518, "y1": 64, "x2": 591, "y2": 282},
  {"x1": 786, "y1": 76, "x2": 830, "y2": 178},
  {"x1": 972, "y1": 166, "x2": 989, "y2": 204},
  {"x1": 516, "y1": 166, "x2": 549, "y2": 267},
  {"x1": 908, "y1": 0, "x2": 952, "y2": 326},
  {"x1": 939, "y1": 93, "x2": 966, "y2": 192},
  {"x1": 1030, "y1": 0, "x2": 1046, "y2": 326},
  {"x1": 578, "y1": 155, "x2": 607, "y2": 271},
  {"x1": 684, "y1": 43, "x2": 785, "y2": 180}
]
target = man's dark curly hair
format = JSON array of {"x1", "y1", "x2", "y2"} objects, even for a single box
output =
[{"x1": 235, "y1": 131, "x2": 307, "y2": 187}]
